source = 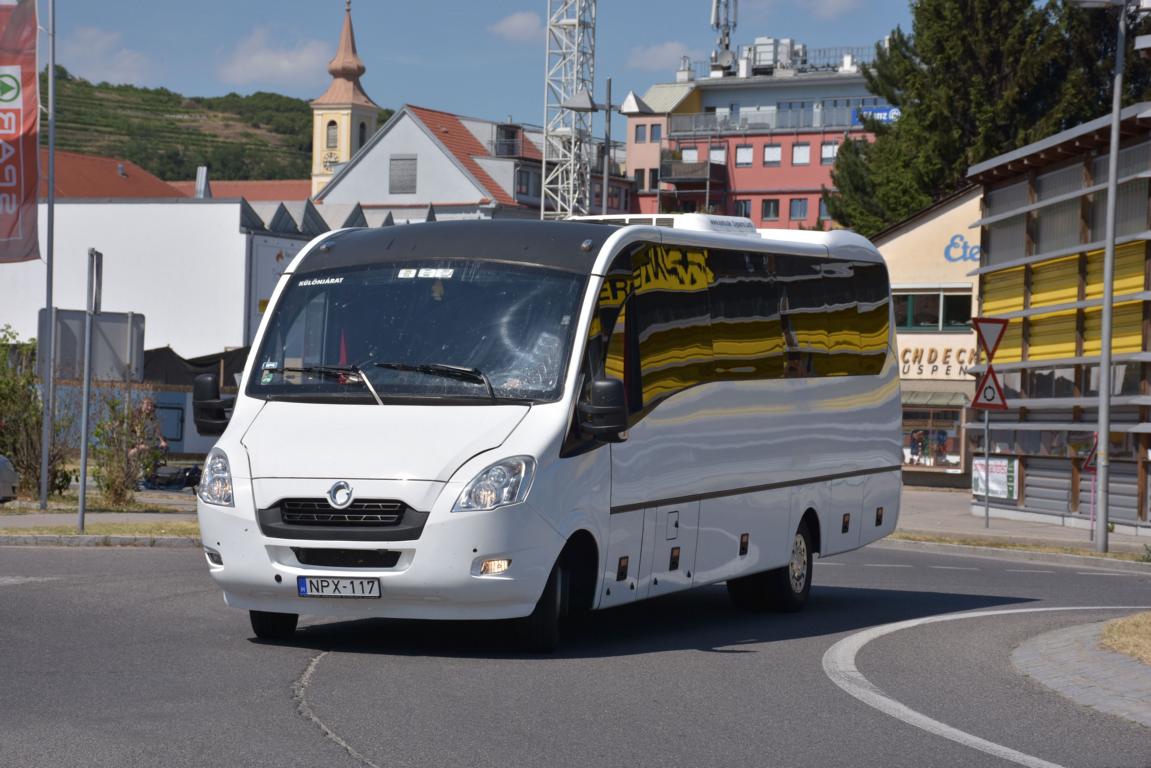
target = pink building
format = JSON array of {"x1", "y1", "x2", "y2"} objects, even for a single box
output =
[{"x1": 626, "y1": 42, "x2": 891, "y2": 229}]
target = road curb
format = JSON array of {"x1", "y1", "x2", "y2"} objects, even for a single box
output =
[
  {"x1": 0, "y1": 534, "x2": 202, "y2": 548},
  {"x1": 876, "y1": 537, "x2": 1151, "y2": 573}
]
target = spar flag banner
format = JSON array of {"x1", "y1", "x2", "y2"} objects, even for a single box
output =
[{"x1": 0, "y1": 0, "x2": 38, "y2": 263}]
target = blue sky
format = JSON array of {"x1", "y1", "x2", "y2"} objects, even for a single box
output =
[{"x1": 41, "y1": 0, "x2": 912, "y2": 126}]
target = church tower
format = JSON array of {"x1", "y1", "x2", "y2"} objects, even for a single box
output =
[{"x1": 311, "y1": 1, "x2": 380, "y2": 196}]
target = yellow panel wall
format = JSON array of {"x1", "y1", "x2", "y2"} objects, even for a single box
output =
[
  {"x1": 1027, "y1": 310, "x2": 1077, "y2": 360},
  {"x1": 1083, "y1": 301, "x2": 1143, "y2": 356},
  {"x1": 981, "y1": 267, "x2": 1025, "y2": 315},
  {"x1": 1086, "y1": 243, "x2": 1145, "y2": 299},
  {"x1": 1030, "y1": 256, "x2": 1079, "y2": 307},
  {"x1": 996, "y1": 323, "x2": 1024, "y2": 363}
]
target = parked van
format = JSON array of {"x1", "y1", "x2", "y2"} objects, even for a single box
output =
[{"x1": 194, "y1": 219, "x2": 901, "y2": 650}]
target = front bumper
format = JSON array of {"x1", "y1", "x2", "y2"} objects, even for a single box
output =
[{"x1": 196, "y1": 478, "x2": 565, "y2": 621}]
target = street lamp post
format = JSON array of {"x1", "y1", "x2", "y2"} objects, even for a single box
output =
[
  {"x1": 1068, "y1": 0, "x2": 1151, "y2": 552},
  {"x1": 1071, "y1": 0, "x2": 1150, "y2": 552},
  {"x1": 563, "y1": 77, "x2": 615, "y2": 216}
]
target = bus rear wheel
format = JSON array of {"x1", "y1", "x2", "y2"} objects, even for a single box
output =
[
  {"x1": 249, "y1": 610, "x2": 298, "y2": 641},
  {"x1": 726, "y1": 520, "x2": 813, "y2": 612}
]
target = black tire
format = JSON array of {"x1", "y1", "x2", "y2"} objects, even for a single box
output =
[
  {"x1": 765, "y1": 519, "x2": 813, "y2": 612},
  {"x1": 249, "y1": 610, "x2": 298, "y2": 641},
  {"x1": 726, "y1": 519, "x2": 814, "y2": 613},
  {"x1": 726, "y1": 569, "x2": 771, "y2": 611},
  {"x1": 513, "y1": 562, "x2": 564, "y2": 653}
]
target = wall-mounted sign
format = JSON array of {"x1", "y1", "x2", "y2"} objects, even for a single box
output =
[
  {"x1": 972, "y1": 456, "x2": 1019, "y2": 500},
  {"x1": 944, "y1": 234, "x2": 980, "y2": 262},
  {"x1": 899, "y1": 343, "x2": 978, "y2": 380},
  {"x1": 852, "y1": 106, "x2": 902, "y2": 125}
]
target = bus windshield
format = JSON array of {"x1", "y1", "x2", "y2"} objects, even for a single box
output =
[{"x1": 248, "y1": 260, "x2": 586, "y2": 404}]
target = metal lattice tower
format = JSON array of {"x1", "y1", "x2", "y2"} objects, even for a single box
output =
[{"x1": 541, "y1": 0, "x2": 596, "y2": 219}]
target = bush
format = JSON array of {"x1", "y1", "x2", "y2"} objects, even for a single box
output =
[
  {"x1": 0, "y1": 326, "x2": 73, "y2": 496},
  {"x1": 91, "y1": 381, "x2": 165, "y2": 506}
]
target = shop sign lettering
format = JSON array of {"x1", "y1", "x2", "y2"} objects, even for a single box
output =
[
  {"x1": 900, "y1": 345, "x2": 977, "y2": 379},
  {"x1": 944, "y1": 234, "x2": 980, "y2": 262}
]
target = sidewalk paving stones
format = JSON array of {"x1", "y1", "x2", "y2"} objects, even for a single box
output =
[{"x1": 1012, "y1": 621, "x2": 1151, "y2": 730}]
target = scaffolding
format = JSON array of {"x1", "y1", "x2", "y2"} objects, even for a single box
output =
[{"x1": 541, "y1": 0, "x2": 596, "y2": 219}]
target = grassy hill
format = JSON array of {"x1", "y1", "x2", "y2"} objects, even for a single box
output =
[{"x1": 39, "y1": 66, "x2": 392, "y2": 181}]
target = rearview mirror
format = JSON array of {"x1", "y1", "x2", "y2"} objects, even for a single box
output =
[
  {"x1": 577, "y1": 377, "x2": 628, "y2": 442},
  {"x1": 193, "y1": 373, "x2": 233, "y2": 437}
]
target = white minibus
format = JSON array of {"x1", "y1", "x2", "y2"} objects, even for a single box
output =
[{"x1": 194, "y1": 218, "x2": 901, "y2": 650}]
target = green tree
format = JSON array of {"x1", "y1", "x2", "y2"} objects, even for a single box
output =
[
  {"x1": 0, "y1": 326, "x2": 72, "y2": 496},
  {"x1": 824, "y1": 0, "x2": 1151, "y2": 237}
]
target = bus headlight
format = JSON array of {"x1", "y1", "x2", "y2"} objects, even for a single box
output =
[
  {"x1": 197, "y1": 448, "x2": 234, "y2": 507},
  {"x1": 452, "y1": 456, "x2": 535, "y2": 512}
]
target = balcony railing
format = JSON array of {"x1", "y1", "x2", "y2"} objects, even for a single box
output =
[
  {"x1": 659, "y1": 161, "x2": 727, "y2": 186},
  {"x1": 668, "y1": 104, "x2": 878, "y2": 135}
]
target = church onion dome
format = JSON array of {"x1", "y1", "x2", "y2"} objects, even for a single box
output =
[{"x1": 311, "y1": 0, "x2": 378, "y2": 109}]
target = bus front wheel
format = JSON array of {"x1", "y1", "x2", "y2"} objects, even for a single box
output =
[
  {"x1": 513, "y1": 561, "x2": 564, "y2": 653},
  {"x1": 249, "y1": 610, "x2": 298, "y2": 641}
]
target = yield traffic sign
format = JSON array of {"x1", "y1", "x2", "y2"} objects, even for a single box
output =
[
  {"x1": 972, "y1": 366, "x2": 1008, "y2": 410},
  {"x1": 972, "y1": 316, "x2": 1009, "y2": 362}
]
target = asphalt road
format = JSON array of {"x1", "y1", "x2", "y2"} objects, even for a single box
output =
[{"x1": 1, "y1": 545, "x2": 1149, "y2": 768}]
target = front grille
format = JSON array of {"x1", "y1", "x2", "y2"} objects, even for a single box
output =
[
  {"x1": 281, "y1": 498, "x2": 405, "y2": 526},
  {"x1": 258, "y1": 498, "x2": 429, "y2": 542},
  {"x1": 292, "y1": 548, "x2": 401, "y2": 568}
]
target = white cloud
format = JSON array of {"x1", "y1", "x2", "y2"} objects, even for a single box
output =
[
  {"x1": 60, "y1": 28, "x2": 151, "y2": 86},
  {"x1": 487, "y1": 12, "x2": 544, "y2": 43},
  {"x1": 806, "y1": 0, "x2": 863, "y2": 19},
  {"x1": 218, "y1": 28, "x2": 330, "y2": 87},
  {"x1": 626, "y1": 41, "x2": 705, "y2": 73}
]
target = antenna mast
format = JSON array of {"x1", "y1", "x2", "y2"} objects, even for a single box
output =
[
  {"x1": 541, "y1": 0, "x2": 596, "y2": 219},
  {"x1": 711, "y1": 0, "x2": 737, "y2": 55}
]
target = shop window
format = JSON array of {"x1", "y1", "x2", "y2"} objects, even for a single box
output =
[
  {"x1": 894, "y1": 291, "x2": 972, "y2": 332},
  {"x1": 903, "y1": 409, "x2": 962, "y2": 467}
]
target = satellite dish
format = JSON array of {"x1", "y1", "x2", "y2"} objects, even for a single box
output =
[{"x1": 716, "y1": 49, "x2": 736, "y2": 69}]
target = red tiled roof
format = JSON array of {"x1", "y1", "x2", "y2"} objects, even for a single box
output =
[
  {"x1": 38, "y1": 149, "x2": 185, "y2": 199},
  {"x1": 519, "y1": 133, "x2": 542, "y2": 161},
  {"x1": 168, "y1": 179, "x2": 312, "y2": 201},
  {"x1": 408, "y1": 105, "x2": 517, "y2": 207}
]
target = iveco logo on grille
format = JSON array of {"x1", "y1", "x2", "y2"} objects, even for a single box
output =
[{"x1": 327, "y1": 481, "x2": 354, "y2": 510}]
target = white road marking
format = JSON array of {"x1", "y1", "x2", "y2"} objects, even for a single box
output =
[
  {"x1": 1005, "y1": 569, "x2": 1055, "y2": 574},
  {"x1": 1074, "y1": 572, "x2": 1130, "y2": 577},
  {"x1": 863, "y1": 563, "x2": 914, "y2": 568},
  {"x1": 816, "y1": 561, "x2": 845, "y2": 566},
  {"x1": 822, "y1": 606, "x2": 1151, "y2": 768},
  {"x1": 0, "y1": 576, "x2": 55, "y2": 587},
  {"x1": 929, "y1": 566, "x2": 979, "y2": 571}
]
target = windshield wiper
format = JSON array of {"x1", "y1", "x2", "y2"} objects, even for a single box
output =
[
  {"x1": 373, "y1": 362, "x2": 496, "y2": 401},
  {"x1": 275, "y1": 364, "x2": 385, "y2": 406}
]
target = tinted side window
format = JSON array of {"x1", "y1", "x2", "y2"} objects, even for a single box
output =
[
  {"x1": 631, "y1": 245, "x2": 715, "y2": 413},
  {"x1": 709, "y1": 250, "x2": 785, "y2": 380}
]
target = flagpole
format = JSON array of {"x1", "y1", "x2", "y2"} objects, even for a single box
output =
[{"x1": 37, "y1": 0, "x2": 55, "y2": 509}]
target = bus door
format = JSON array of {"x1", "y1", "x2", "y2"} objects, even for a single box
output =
[{"x1": 640, "y1": 502, "x2": 699, "y2": 598}]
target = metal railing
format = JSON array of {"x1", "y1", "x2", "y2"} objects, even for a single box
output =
[{"x1": 668, "y1": 104, "x2": 868, "y2": 135}]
